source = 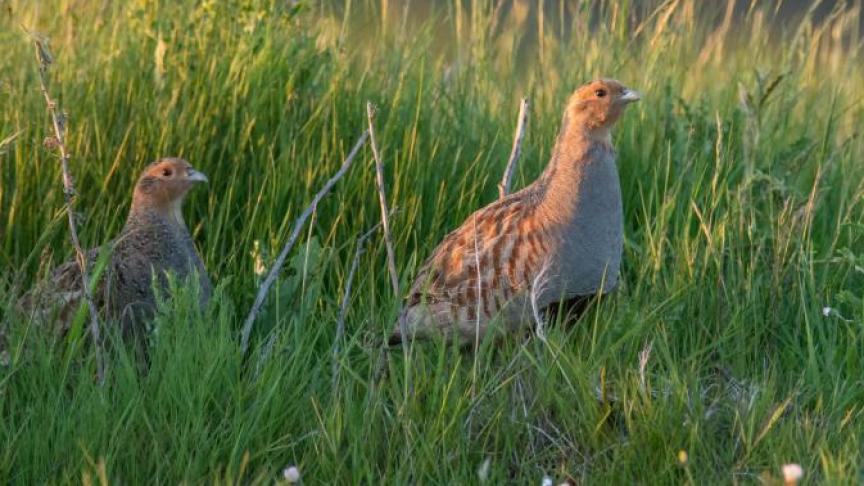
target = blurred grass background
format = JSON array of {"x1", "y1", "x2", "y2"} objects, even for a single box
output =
[{"x1": 1, "y1": 0, "x2": 864, "y2": 483}]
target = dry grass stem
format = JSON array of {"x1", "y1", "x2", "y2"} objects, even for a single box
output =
[
  {"x1": 0, "y1": 130, "x2": 22, "y2": 155},
  {"x1": 530, "y1": 259, "x2": 551, "y2": 341},
  {"x1": 365, "y1": 103, "x2": 401, "y2": 297},
  {"x1": 473, "y1": 213, "x2": 482, "y2": 353},
  {"x1": 30, "y1": 36, "x2": 105, "y2": 384},
  {"x1": 366, "y1": 102, "x2": 405, "y2": 355},
  {"x1": 498, "y1": 97, "x2": 529, "y2": 199},
  {"x1": 638, "y1": 340, "x2": 653, "y2": 390}
]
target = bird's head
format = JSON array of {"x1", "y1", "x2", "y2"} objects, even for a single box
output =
[
  {"x1": 132, "y1": 157, "x2": 207, "y2": 220},
  {"x1": 565, "y1": 79, "x2": 640, "y2": 135}
]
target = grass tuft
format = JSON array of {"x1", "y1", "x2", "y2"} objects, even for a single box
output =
[{"x1": 2, "y1": 0, "x2": 864, "y2": 483}]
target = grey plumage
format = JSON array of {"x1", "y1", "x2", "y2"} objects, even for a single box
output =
[
  {"x1": 20, "y1": 157, "x2": 212, "y2": 332},
  {"x1": 391, "y1": 79, "x2": 640, "y2": 344}
]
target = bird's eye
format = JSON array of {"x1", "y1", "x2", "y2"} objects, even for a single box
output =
[
  {"x1": 162, "y1": 169, "x2": 173, "y2": 177},
  {"x1": 595, "y1": 89, "x2": 607, "y2": 98}
]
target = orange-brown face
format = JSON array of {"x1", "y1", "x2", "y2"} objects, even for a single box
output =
[
  {"x1": 133, "y1": 157, "x2": 208, "y2": 208},
  {"x1": 566, "y1": 79, "x2": 640, "y2": 129}
]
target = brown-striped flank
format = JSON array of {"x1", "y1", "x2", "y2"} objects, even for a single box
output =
[{"x1": 392, "y1": 79, "x2": 641, "y2": 345}]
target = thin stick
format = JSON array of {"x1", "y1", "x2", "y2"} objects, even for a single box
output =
[
  {"x1": 366, "y1": 103, "x2": 406, "y2": 356},
  {"x1": 31, "y1": 38, "x2": 105, "y2": 384},
  {"x1": 332, "y1": 219, "x2": 384, "y2": 387},
  {"x1": 498, "y1": 97, "x2": 529, "y2": 199},
  {"x1": 366, "y1": 103, "x2": 401, "y2": 298},
  {"x1": 240, "y1": 131, "x2": 369, "y2": 354}
]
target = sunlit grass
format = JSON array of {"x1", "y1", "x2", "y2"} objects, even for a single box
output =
[{"x1": 1, "y1": 0, "x2": 864, "y2": 483}]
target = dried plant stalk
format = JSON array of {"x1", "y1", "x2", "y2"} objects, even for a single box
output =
[
  {"x1": 365, "y1": 103, "x2": 401, "y2": 298},
  {"x1": 31, "y1": 37, "x2": 105, "y2": 383},
  {"x1": 498, "y1": 97, "x2": 529, "y2": 199},
  {"x1": 366, "y1": 102, "x2": 407, "y2": 358}
]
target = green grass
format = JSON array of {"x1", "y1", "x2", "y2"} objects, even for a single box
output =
[{"x1": 2, "y1": 0, "x2": 864, "y2": 483}]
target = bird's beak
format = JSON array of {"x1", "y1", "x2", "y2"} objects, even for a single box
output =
[
  {"x1": 619, "y1": 89, "x2": 641, "y2": 103},
  {"x1": 186, "y1": 169, "x2": 208, "y2": 183}
]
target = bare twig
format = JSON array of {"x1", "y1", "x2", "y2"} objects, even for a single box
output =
[
  {"x1": 240, "y1": 131, "x2": 369, "y2": 354},
  {"x1": 366, "y1": 102, "x2": 406, "y2": 356},
  {"x1": 365, "y1": 103, "x2": 400, "y2": 298},
  {"x1": 331, "y1": 219, "x2": 385, "y2": 386},
  {"x1": 31, "y1": 37, "x2": 105, "y2": 384},
  {"x1": 498, "y1": 97, "x2": 529, "y2": 199}
]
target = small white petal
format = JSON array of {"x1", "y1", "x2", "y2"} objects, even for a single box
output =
[
  {"x1": 822, "y1": 307, "x2": 832, "y2": 317},
  {"x1": 477, "y1": 458, "x2": 491, "y2": 482},
  {"x1": 782, "y1": 463, "x2": 803, "y2": 482},
  {"x1": 283, "y1": 466, "x2": 301, "y2": 483},
  {"x1": 541, "y1": 475, "x2": 553, "y2": 486}
]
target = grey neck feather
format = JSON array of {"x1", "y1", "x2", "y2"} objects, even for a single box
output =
[
  {"x1": 532, "y1": 113, "x2": 624, "y2": 296},
  {"x1": 125, "y1": 201, "x2": 190, "y2": 237},
  {"x1": 534, "y1": 114, "x2": 616, "y2": 223}
]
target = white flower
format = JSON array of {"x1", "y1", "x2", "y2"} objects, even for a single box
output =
[
  {"x1": 541, "y1": 475, "x2": 553, "y2": 486},
  {"x1": 477, "y1": 458, "x2": 491, "y2": 482},
  {"x1": 781, "y1": 463, "x2": 803, "y2": 484},
  {"x1": 822, "y1": 306, "x2": 832, "y2": 317},
  {"x1": 283, "y1": 466, "x2": 301, "y2": 483}
]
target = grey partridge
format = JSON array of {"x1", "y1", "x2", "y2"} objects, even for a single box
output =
[
  {"x1": 20, "y1": 158, "x2": 212, "y2": 332},
  {"x1": 391, "y1": 79, "x2": 640, "y2": 345}
]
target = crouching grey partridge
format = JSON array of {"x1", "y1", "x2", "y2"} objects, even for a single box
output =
[
  {"x1": 391, "y1": 79, "x2": 640, "y2": 345},
  {"x1": 20, "y1": 157, "x2": 212, "y2": 332}
]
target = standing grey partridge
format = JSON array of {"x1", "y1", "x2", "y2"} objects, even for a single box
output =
[
  {"x1": 20, "y1": 157, "x2": 212, "y2": 332},
  {"x1": 391, "y1": 79, "x2": 640, "y2": 345}
]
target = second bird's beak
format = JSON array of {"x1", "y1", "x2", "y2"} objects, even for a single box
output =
[
  {"x1": 619, "y1": 89, "x2": 641, "y2": 103},
  {"x1": 186, "y1": 169, "x2": 208, "y2": 183}
]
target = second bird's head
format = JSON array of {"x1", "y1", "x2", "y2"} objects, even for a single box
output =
[
  {"x1": 566, "y1": 78, "x2": 640, "y2": 132},
  {"x1": 132, "y1": 157, "x2": 208, "y2": 212}
]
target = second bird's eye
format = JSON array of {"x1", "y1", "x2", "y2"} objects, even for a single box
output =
[
  {"x1": 595, "y1": 89, "x2": 607, "y2": 98},
  {"x1": 162, "y1": 169, "x2": 173, "y2": 177}
]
